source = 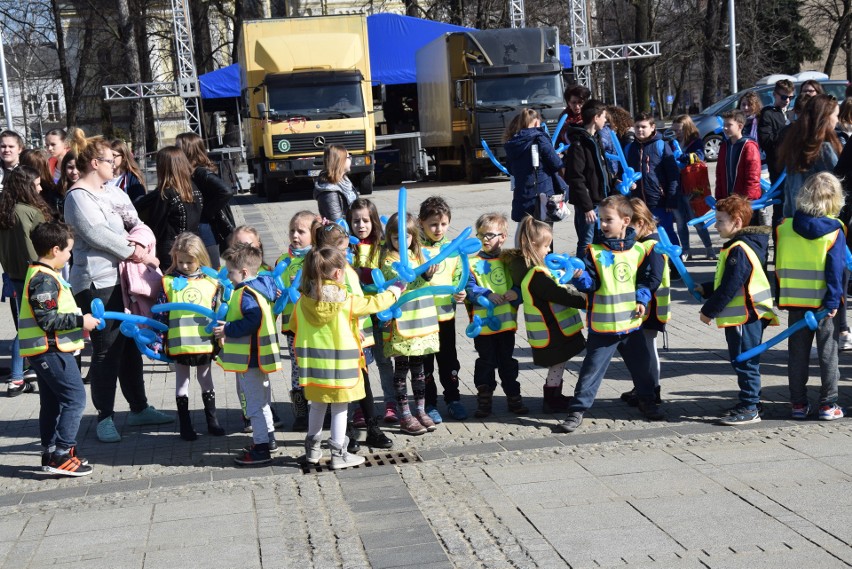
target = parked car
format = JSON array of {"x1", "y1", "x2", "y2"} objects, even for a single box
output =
[{"x1": 691, "y1": 79, "x2": 848, "y2": 161}]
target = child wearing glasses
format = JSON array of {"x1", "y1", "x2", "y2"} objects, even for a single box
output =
[{"x1": 465, "y1": 212, "x2": 529, "y2": 418}]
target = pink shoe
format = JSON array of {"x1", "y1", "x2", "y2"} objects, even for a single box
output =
[
  {"x1": 399, "y1": 414, "x2": 427, "y2": 435},
  {"x1": 352, "y1": 407, "x2": 367, "y2": 429},
  {"x1": 416, "y1": 411, "x2": 438, "y2": 432},
  {"x1": 383, "y1": 402, "x2": 399, "y2": 424}
]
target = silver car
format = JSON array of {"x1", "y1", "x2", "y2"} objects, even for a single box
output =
[{"x1": 691, "y1": 80, "x2": 848, "y2": 161}]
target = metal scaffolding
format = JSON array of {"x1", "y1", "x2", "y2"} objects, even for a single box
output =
[{"x1": 509, "y1": 0, "x2": 526, "y2": 28}]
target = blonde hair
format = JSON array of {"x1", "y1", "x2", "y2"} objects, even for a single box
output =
[
  {"x1": 221, "y1": 242, "x2": 263, "y2": 274},
  {"x1": 66, "y1": 128, "x2": 86, "y2": 157},
  {"x1": 503, "y1": 108, "x2": 539, "y2": 142},
  {"x1": 300, "y1": 246, "x2": 347, "y2": 298},
  {"x1": 381, "y1": 212, "x2": 423, "y2": 263},
  {"x1": 796, "y1": 172, "x2": 844, "y2": 217},
  {"x1": 313, "y1": 221, "x2": 350, "y2": 250},
  {"x1": 320, "y1": 144, "x2": 348, "y2": 184},
  {"x1": 629, "y1": 198, "x2": 657, "y2": 237},
  {"x1": 475, "y1": 212, "x2": 510, "y2": 235},
  {"x1": 517, "y1": 215, "x2": 553, "y2": 268},
  {"x1": 167, "y1": 232, "x2": 211, "y2": 274}
]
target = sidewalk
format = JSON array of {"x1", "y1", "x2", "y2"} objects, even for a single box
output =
[{"x1": 0, "y1": 179, "x2": 850, "y2": 568}]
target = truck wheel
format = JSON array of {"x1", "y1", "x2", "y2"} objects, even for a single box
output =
[
  {"x1": 358, "y1": 172, "x2": 374, "y2": 195},
  {"x1": 463, "y1": 147, "x2": 483, "y2": 184},
  {"x1": 264, "y1": 177, "x2": 281, "y2": 202},
  {"x1": 437, "y1": 162, "x2": 452, "y2": 182}
]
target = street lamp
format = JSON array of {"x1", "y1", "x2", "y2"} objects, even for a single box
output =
[{"x1": 729, "y1": 0, "x2": 737, "y2": 93}]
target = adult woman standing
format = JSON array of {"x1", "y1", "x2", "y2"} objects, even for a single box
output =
[
  {"x1": 64, "y1": 135, "x2": 171, "y2": 443},
  {"x1": 777, "y1": 94, "x2": 842, "y2": 218},
  {"x1": 136, "y1": 146, "x2": 204, "y2": 268},
  {"x1": 110, "y1": 139, "x2": 146, "y2": 202},
  {"x1": 175, "y1": 132, "x2": 234, "y2": 267},
  {"x1": 0, "y1": 167, "x2": 52, "y2": 395},
  {"x1": 20, "y1": 149, "x2": 61, "y2": 219},
  {"x1": 44, "y1": 128, "x2": 69, "y2": 184},
  {"x1": 314, "y1": 144, "x2": 357, "y2": 221}
]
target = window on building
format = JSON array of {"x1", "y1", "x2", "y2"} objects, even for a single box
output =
[
  {"x1": 0, "y1": 96, "x2": 5, "y2": 119},
  {"x1": 26, "y1": 94, "x2": 39, "y2": 116},
  {"x1": 46, "y1": 94, "x2": 60, "y2": 121}
]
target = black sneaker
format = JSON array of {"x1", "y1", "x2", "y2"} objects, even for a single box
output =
[
  {"x1": 7, "y1": 381, "x2": 36, "y2": 397},
  {"x1": 638, "y1": 399, "x2": 666, "y2": 421},
  {"x1": 717, "y1": 407, "x2": 760, "y2": 426},
  {"x1": 556, "y1": 411, "x2": 584, "y2": 433},
  {"x1": 620, "y1": 388, "x2": 639, "y2": 407},
  {"x1": 234, "y1": 444, "x2": 272, "y2": 466},
  {"x1": 42, "y1": 452, "x2": 93, "y2": 477}
]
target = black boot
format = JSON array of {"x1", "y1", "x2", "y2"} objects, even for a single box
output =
[
  {"x1": 365, "y1": 417, "x2": 393, "y2": 449},
  {"x1": 201, "y1": 391, "x2": 225, "y2": 436},
  {"x1": 176, "y1": 396, "x2": 197, "y2": 441},
  {"x1": 290, "y1": 388, "x2": 308, "y2": 432},
  {"x1": 346, "y1": 421, "x2": 361, "y2": 453}
]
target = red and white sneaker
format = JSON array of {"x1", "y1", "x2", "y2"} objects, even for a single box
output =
[
  {"x1": 383, "y1": 402, "x2": 399, "y2": 424},
  {"x1": 818, "y1": 404, "x2": 844, "y2": 421}
]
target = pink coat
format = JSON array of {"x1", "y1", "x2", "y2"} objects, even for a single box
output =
[{"x1": 119, "y1": 223, "x2": 163, "y2": 316}]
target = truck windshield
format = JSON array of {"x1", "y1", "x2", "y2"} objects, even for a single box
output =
[
  {"x1": 267, "y1": 82, "x2": 365, "y2": 119},
  {"x1": 475, "y1": 74, "x2": 562, "y2": 107}
]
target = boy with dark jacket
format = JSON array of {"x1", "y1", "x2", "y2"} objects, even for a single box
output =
[{"x1": 563, "y1": 99, "x2": 611, "y2": 258}]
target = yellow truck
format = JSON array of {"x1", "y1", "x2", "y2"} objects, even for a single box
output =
[{"x1": 237, "y1": 15, "x2": 375, "y2": 201}]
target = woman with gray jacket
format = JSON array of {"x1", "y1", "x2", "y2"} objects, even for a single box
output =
[{"x1": 314, "y1": 144, "x2": 357, "y2": 222}]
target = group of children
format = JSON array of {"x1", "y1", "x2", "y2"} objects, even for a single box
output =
[{"x1": 24, "y1": 170, "x2": 847, "y2": 475}]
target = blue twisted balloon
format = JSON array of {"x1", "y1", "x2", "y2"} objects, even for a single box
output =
[
  {"x1": 272, "y1": 264, "x2": 302, "y2": 316},
  {"x1": 119, "y1": 321, "x2": 172, "y2": 363},
  {"x1": 735, "y1": 309, "x2": 826, "y2": 363},
  {"x1": 605, "y1": 133, "x2": 642, "y2": 196},
  {"x1": 200, "y1": 266, "x2": 234, "y2": 302},
  {"x1": 545, "y1": 253, "x2": 586, "y2": 284},
  {"x1": 655, "y1": 227, "x2": 702, "y2": 301},
  {"x1": 551, "y1": 114, "x2": 568, "y2": 146},
  {"x1": 465, "y1": 295, "x2": 503, "y2": 338},
  {"x1": 90, "y1": 298, "x2": 168, "y2": 333},
  {"x1": 480, "y1": 139, "x2": 510, "y2": 176},
  {"x1": 150, "y1": 302, "x2": 228, "y2": 334}
]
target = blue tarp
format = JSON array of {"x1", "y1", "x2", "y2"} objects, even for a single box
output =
[{"x1": 197, "y1": 15, "x2": 572, "y2": 97}]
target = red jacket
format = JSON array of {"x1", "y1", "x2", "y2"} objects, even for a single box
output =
[{"x1": 715, "y1": 137, "x2": 762, "y2": 200}]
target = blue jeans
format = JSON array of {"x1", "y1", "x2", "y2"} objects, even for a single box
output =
[
  {"x1": 473, "y1": 331, "x2": 520, "y2": 396},
  {"x1": 371, "y1": 317, "x2": 396, "y2": 402},
  {"x1": 673, "y1": 194, "x2": 712, "y2": 252},
  {"x1": 7, "y1": 278, "x2": 25, "y2": 381},
  {"x1": 574, "y1": 206, "x2": 597, "y2": 258},
  {"x1": 569, "y1": 331, "x2": 655, "y2": 412},
  {"x1": 724, "y1": 321, "x2": 765, "y2": 409},
  {"x1": 31, "y1": 352, "x2": 87, "y2": 450},
  {"x1": 650, "y1": 207, "x2": 679, "y2": 247}
]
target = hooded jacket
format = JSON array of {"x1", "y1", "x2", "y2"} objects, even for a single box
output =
[
  {"x1": 715, "y1": 137, "x2": 762, "y2": 200},
  {"x1": 504, "y1": 127, "x2": 565, "y2": 222},
  {"x1": 775, "y1": 212, "x2": 846, "y2": 311},
  {"x1": 626, "y1": 133, "x2": 680, "y2": 210},
  {"x1": 699, "y1": 226, "x2": 772, "y2": 321},
  {"x1": 223, "y1": 273, "x2": 278, "y2": 368},
  {"x1": 563, "y1": 125, "x2": 611, "y2": 213}
]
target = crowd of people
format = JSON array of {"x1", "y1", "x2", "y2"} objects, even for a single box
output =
[{"x1": 1, "y1": 77, "x2": 850, "y2": 477}]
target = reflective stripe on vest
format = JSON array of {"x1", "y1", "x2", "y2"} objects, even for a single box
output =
[
  {"x1": 713, "y1": 241, "x2": 778, "y2": 327},
  {"x1": 162, "y1": 275, "x2": 219, "y2": 356},
  {"x1": 276, "y1": 252, "x2": 306, "y2": 333},
  {"x1": 776, "y1": 219, "x2": 839, "y2": 309},
  {"x1": 344, "y1": 265, "x2": 374, "y2": 348},
  {"x1": 423, "y1": 242, "x2": 459, "y2": 322},
  {"x1": 641, "y1": 239, "x2": 671, "y2": 324},
  {"x1": 18, "y1": 265, "x2": 84, "y2": 357},
  {"x1": 293, "y1": 296, "x2": 363, "y2": 389},
  {"x1": 381, "y1": 254, "x2": 440, "y2": 339},
  {"x1": 217, "y1": 286, "x2": 282, "y2": 373},
  {"x1": 469, "y1": 254, "x2": 517, "y2": 334},
  {"x1": 521, "y1": 266, "x2": 583, "y2": 347},
  {"x1": 588, "y1": 244, "x2": 647, "y2": 333}
]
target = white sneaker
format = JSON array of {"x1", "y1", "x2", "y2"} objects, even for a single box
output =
[{"x1": 839, "y1": 332, "x2": 852, "y2": 351}]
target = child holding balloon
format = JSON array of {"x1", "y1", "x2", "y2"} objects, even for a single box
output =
[
  {"x1": 775, "y1": 172, "x2": 845, "y2": 421},
  {"x1": 380, "y1": 212, "x2": 440, "y2": 435},
  {"x1": 158, "y1": 232, "x2": 225, "y2": 441},
  {"x1": 694, "y1": 195, "x2": 778, "y2": 426}
]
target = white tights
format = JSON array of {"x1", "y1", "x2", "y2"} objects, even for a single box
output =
[
  {"x1": 307, "y1": 402, "x2": 348, "y2": 446},
  {"x1": 175, "y1": 363, "x2": 214, "y2": 397},
  {"x1": 546, "y1": 362, "x2": 566, "y2": 387}
]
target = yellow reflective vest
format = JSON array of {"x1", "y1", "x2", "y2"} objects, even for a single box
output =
[
  {"x1": 217, "y1": 285, "x2": 282, "y2": 373},
  {"x1": 468, "y1": 253, "x2": 517, "y2": 335},
  {"x1": 587, "y1": 243, "x2": 647, "y2": 334},
  {"x1": 275, "y1": 251, "x2": 307, "y2": 334},
  {"x1": 521, "y1": 266, "x2": 583, "y2": 348},
  {"x1": 639, "y1": 238, "x2": 671, "y2": 325},
  {"x1": 422, "y1": 239, "x2": 460, "y2": 322},
  {"x1": 713, "y1": 241, "x2": 778, "y2": 327},
  {"x1": 344, "y1": 265, "x2": 374, "y2": 348},
  {"x1": 18, "y1": 264, "x2": 84, "y2": 357},
  {"x1": 381, "y1": 252, "x2": 440, "y2": 339},
  {"x1": 162, "y1": 275, "x2": 219, "y2": 356},
  {"x1": 776, "y1": 218, "x2": 842, "y2": 309}
]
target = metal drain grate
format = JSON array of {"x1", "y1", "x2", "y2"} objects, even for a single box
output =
[{"x1": 301, "y1": 449, "x2": 422, "y2": 474}]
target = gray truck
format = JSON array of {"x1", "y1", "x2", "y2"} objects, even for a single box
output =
[{"x1": 416, "y1": 27, "x2": 564, "y2": 183}]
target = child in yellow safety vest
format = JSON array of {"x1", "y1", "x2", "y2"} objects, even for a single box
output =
[
  {"x1": 620, "y1": 199, "x2": 669, "y2": 407},
  {"x1": 418, "y1": 196, "x2": 468, "y2": 423},
  {"x1": 465, "y1": 212, "x2": 529, "y2": 418},
  {"x1": 504, "y1": 216, "x2": 586, "y2": 414},
  {"x1": 20, "y1": 221, "x2": 99, "y2": 476},
  {"x1": 213, "y1": 242, "x2": 282, "y2": 466},
  {"x1": 560, "y1": 195, "x2": 664, "y2": 433},
  {"x1": 774, "y1": 172, "x2": 845, "y2": 421},
  {"x1": 275, "y1": 210, "x2": 321, "y2": 432},
  {"x1": 695, "y1": 195, "x2": 778, "y2": 426},
  {"x1": 347, "y1": 198, "x2": 399, "y2": 426},
  {"x1": 380, "y1": 212, "x2": 441, "y2": 435},
  {"x1": 157, "y1": 233, "x2": 224, "y2": 441},
  {"x1": 294, "y1": 247, "x2": 406, "y2": 469}
]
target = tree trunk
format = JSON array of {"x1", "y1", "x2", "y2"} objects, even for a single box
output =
[
  {"x1": 701, "y1": 0, "x2": 722, "y2": 108},
  {"x1": 632, "y1": 0, "x2": 652, "y2": 112},
  {"x1": 823, "y1": 2, "x2": 852, "y2": 76},
  {"x1": 115, "y1": 0, "x2": 145, "y2": 163},
  {"x1": 49, "y1": 0, "x2": 75, "y2": 128},
  {"x1": 132, "y1": 0, "x2": 157, "y2": 153}
]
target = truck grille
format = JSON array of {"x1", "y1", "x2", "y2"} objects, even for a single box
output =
[
  {"x1": 271, "y1": 131, "x2": 366, "y2": 155},
  {"x1": 479, "y1": 125, "x2": 505, "y2": 149}
]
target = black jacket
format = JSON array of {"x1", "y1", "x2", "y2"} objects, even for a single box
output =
[
  {"x1": 136, "y1": 184, "x2": 204, "y2": 267},
  {"x1": 757, "y1": 106, "x2": 788, "y2": 180},
  {"x1": 191, "y1": 166, "x2": 235, "y2": 247},
  {"x1": 563, "y1": 126, "x2": 610, "y2": 213}
]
